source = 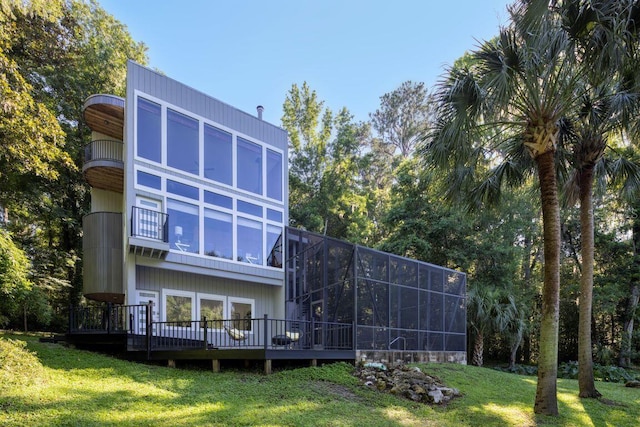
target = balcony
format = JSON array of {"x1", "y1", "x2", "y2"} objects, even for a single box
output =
[
  {"x1": 83, "y1": 139, "x2": 124, "y2": 192},
  {"x1": 129, "y1": 206, "x2": 170, "y2": 258},
  {"x1": 83, "y1": 94, "x2": 124, "y2": 140}
]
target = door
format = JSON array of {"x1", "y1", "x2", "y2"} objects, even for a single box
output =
[
  {"x1": 135, "y1": 197, "x2": 163, "y2": 240},
  {"x1": 134, "y1": 290, "x2": 159, "y2": 334}
]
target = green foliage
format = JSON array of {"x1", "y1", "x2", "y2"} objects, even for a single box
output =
[
  {"x1": 0, "y1": 337, "x2": 45, "y2": 389},
  {"x1": 0, "y1": 229, "x2": 32, "y2": 326}
]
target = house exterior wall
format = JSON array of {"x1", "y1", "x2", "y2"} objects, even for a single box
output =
[{"x1": 121, "y1": 61, "x2": 288, "y2": 321}]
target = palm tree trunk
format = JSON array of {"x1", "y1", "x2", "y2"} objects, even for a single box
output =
[
  {"x1": 578, "y1": 167, "x2": 601, "y2": 398},
  {"x1": 620, "y1": 213, "x2": 640, "y2": 367},
  {"x1": 473, "y1": 332, "x2": 484, "y2": 367},
  {"x1": 534, "y1": 150, "x2": 561, "y2": 416}
]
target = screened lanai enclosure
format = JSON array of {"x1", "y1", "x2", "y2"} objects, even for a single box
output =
[{"x1": 285, "y1": 228, "x2": 467, "y2": 360}]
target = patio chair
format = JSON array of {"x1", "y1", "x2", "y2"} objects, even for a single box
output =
[{"x1": 224, "y1": 325, "x2": 246, "y2": 341}]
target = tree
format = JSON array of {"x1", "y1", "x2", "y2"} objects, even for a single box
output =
[
  {"x1": 0, "y1": 0, "x2": 74, "y2": 197},
  {"x1": 557, "y1": 0, "x2": 640, "y2": 398},
  {"x1": 370, "y1": 81, "x2": 433, "y2": 159},
  {"x1": 0, "y1": 229, "x2": 32, "y2": 328},
  {"x1": 424, "y1": 1, "x2": 585, "y2": 415},
  {"x1": 282, "y1": 83, "x2": 374, "y2": 243}
]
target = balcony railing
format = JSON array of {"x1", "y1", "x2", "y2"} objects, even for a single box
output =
[
  {"x1": 131, "y1": 206, "x2": 169, "y2": 242},
  {"x1": 84, "y1": 139, "x2": 123, "y2": 163}
]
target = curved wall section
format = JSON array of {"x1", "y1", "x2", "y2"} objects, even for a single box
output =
[{"x1": 83, "y1": 212, "x2": 124, "y2": 303}]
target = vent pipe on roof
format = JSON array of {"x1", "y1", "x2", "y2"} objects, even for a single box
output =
[{"x1": 257, "y1": 105, "x2": 264, "y2": 120}]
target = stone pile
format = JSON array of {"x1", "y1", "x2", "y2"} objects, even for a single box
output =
[{"x1": 355, "y1": 363, "x2": 461, "y2": 404}]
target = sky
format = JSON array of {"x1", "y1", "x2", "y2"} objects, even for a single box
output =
[{"x1": 99, "y1": 0, "x2": 512, "y2": 126}]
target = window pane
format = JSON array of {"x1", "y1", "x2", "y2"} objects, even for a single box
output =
[
  {"x1": 137, "y1": 98, "x2": 161, "y2": 162},
  {"x1": 266, "y1": 208, "x2": 283, "y2": 223},
  {"x1": 166, "y1": 295, "x2": 192, "y2": 327},
  {"x1": 137, "y1": 170, "x2": 161, "y2": 189},
  {"x1": 237, "y1": 200, "x2": 262, "y2": 217},
  {"x1": 204, "y1": 125, "x2": 232, "y2": 185},
  {"x1": 201, "y1": 298, "x2": 224, "y2": 329},
  {"x1": 237, "y1": 217, "x2": 262, "y2": 265},
  {"x1": 231, "y1": 301, "x2": 252, "y2": 331},
  {"x1": 266, "y1": 149, "x2": 282, "y2": 200},
  {"x1": 204, "y1": 191, "x2": 232, "y2": 209},
  {"x1": 267, "y1": 224, "x2": 282, "y2": 268},
  {"x1": 204, "y1": 209, "x2": 232, "y2": 260},
  {"x1": 167, "y1": 109, "x2": 199, "y2": 175},
  {"x1": 167, "y1": 179, "x2": 199, "y2": 200},
  {"x1": 167, "y1": 199, "x2": 199, "y2": 254},
  {"x1": 237, "y1": 138, "x2": 262, "y2": 194}
]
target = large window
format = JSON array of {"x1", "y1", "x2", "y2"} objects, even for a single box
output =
[
  {"x1": 204, "y1": 125, "x2": 232, "y2": 185},
  {"x1": 167, "y1": 109, "x2": 199, "y2": 175},
  {"x1": 267, "y1": 224, "x2": 282, "y2": 268},
  {"x1": 137, "y1": 98, "x2": 161, "y2": 162},
  {"x1": 204, "y1": 209, "x2": 233, "y2": 260},
  {"x1": 266, "y1": 149, "x2": 283, "y2": 201},
  {"x1": 237, "y1": 217, "x2": 262, "y2": 265},
  {"x1": 164, "y1": 291, "x2": 194, "y2": 327},
  {"x1": 237, "y1": 138, "x2": 262, "y2": 195},
  {"x1": 199, "y1": 294, "x2": 225, "y2": 329},
  {"x1": 167, "y1": 199, "x2": 199, "y2": 253}
]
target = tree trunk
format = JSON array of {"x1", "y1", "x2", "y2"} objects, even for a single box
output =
[
  {"x1": 577, "y1": 167, "x2": 601, "y2": 398},
  {"x1": 619, "y1": 211, "x2": 640, "y2": 367},
  {"x1": 534, "y1": 150, "x2": 561, "y2": 416},
  {"x1": 473, "y1": 332, "x2": 484, "y2": 367},
  {"x1": 509, "y1": 333, "x2": 522, "y2": 369}
]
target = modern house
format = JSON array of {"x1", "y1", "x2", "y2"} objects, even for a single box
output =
[{"x1": 74, "y1": 61, "x2": 466, "y2": 370}]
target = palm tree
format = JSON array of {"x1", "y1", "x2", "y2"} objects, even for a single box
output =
[
  {"x1": 557, "y1": 0, "x2": 640, "y2": 398},
  {"x1": 424, "y1": 1, "x2": 585, "y2": 415},
  {"x1": 467, "y1": 285, "x2": 522, "y2": 367}
]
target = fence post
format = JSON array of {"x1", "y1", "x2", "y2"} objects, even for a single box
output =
[
  {"x1": 311, "y1": 316, "x2": 315, "y2": 349},
  {"x1": 263, "y1": 314, "x2": 268, "y2": 351},
  {"x1": 352, "y1": 321, "x2": 356, "y2": 350},
  {"x1": 203, "y1": 317, "x2": 208, "y2": 350}
]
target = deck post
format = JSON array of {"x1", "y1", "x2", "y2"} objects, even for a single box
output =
[
  {"x1": 212, "y1": 359, "x2": 220, "y2": 372},
  {"x1": 310, "y1": 359, "x2": 317, "y2": 367},
  {"x1": 146, "y1": 302, "x2": 152, "y2": 360},
  {"x1": 263, "y1": 314, "x2": 268, "y2": 351},
  {"x1": 264, "y1": 359, "x2": 272, "y2": 374},
  {"x1": 168, "y1": 359, "x2": 176, "y2": 368},
  {"x1": 203, "y1": 317, "x2": 208, "y2": 350},
  {"x1": 106, "y1": 302, "x2": 112, "y2": 334}
]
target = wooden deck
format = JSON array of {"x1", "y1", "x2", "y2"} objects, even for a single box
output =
[{"x1": 67, "y1": 304, "x2": 356, "y2": 373}]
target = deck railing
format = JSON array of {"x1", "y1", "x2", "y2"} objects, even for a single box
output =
[
  {"x1": 131, "y1": 206, "x2": 169, "y2": 242},
  {"x1": 69, "y1": 304, "x2": 355, "y2": 353},
  {"x1": 68, "y1": 304, "x2": 147, "y2": 334}
]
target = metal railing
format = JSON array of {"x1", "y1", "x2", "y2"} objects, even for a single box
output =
[
  {"x1": 68, "y1": 303, "x2": 147, "y2": 334},
  {"x1": 131, "y1": 206, "x2": 169, "y2": 242},
  {"x1": 84, "y1": 139, "x2": 123, "y2": 163},
  {"x1": 69, "y1": 304, "x2": 355, "y2": 353}
]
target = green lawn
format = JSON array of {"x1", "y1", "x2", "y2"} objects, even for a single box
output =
[{"x1": 1, "y1": 333, "x2": 638, "y2": 426}]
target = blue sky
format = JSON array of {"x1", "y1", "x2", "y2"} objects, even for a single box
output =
[{"x1": 100, "y1": 0, "x2": 512, "y2": 126}]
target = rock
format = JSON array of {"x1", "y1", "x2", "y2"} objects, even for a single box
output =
[
  {"x1": 428, "y1": 389, "x2": 444, "y2": 404},
  {"x1": 625, "y1": 380, "x2": 640, "y2": 388}
]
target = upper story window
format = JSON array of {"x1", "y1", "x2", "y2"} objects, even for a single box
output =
[
  {"x1": 237, "y1": 138, "x2": 262, "y2": 195},
  {"x1": 204, "y1": 124, "x2": 232, "y2": 185},
  {"x1": 266, "y1": 149, "x2": 283, "y2": 201},
  {"x1": 167, "y1": 109, "x2": 199, "y2": 175},
  {"x1": 137, "y1": 98, "x2": 161, "y2": 162}
]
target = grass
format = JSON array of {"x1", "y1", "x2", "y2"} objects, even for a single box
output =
[{"x1": 1, "y1": 332, "x2": 639, "y2": 426}]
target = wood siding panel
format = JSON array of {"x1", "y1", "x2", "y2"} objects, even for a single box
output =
[
  {"x1": 136, "y1": 266, "x2": 278, "y2": 318},
  {"x1": 83, "y1": 212, "x2": 123, "y2": 296}
]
